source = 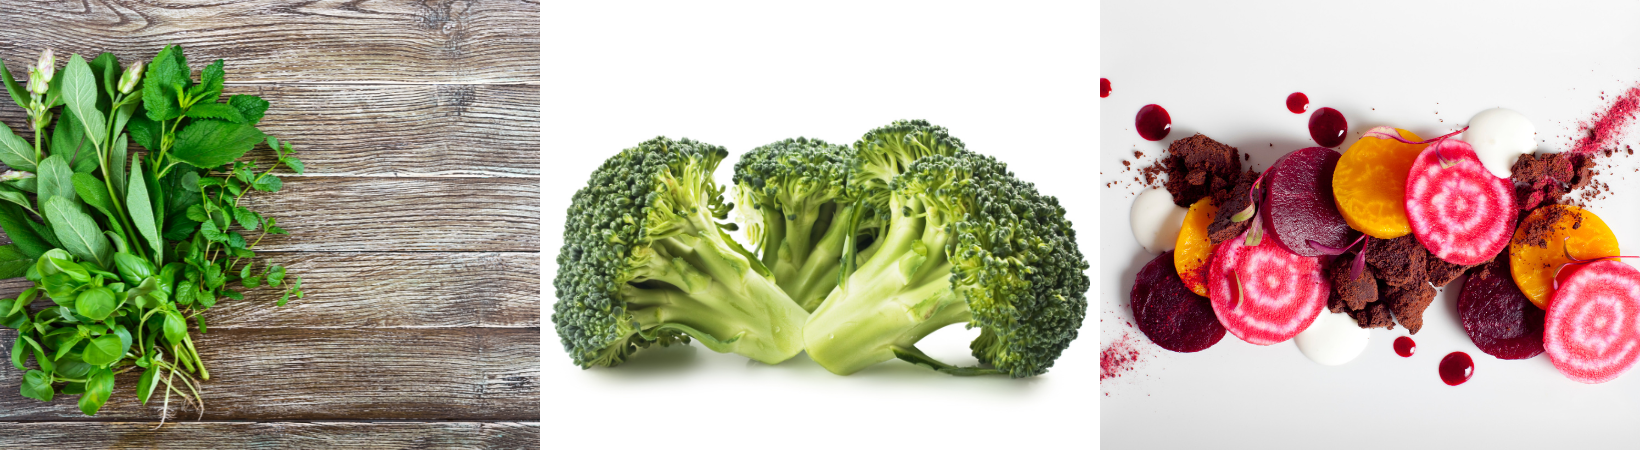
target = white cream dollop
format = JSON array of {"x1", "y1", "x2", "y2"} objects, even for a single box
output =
[
  {"x1": 1129, "y1": 188, "x2": 1188, "y2": 254},
  {"x1": 1463, "y1": 108, "x2": 1538, "y2": 178},
  {"x1": 1294, "y1": 309, "x2": 1370, "y2": 366}
]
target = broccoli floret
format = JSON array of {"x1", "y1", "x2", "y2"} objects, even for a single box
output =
[
  {"x1": 553, "y1": 137, "x2": 809, "y2": 368},
  {"x1": 732, "y1": 138, "x2": 877, "y2": 311},
  {"x1": 802, "y1": 152, "x2": 1089, "y2": 377}
]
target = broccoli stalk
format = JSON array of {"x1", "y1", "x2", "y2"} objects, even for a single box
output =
[
  {"x1": 804, "y1": 151, "x2": 1090, "y2": 377},
  {"x1": 733, "y1": 138, "x2": 873, "y2": 311},
  {"x1": 553, "y1": 137, "x2": 808, "y2": 368}
]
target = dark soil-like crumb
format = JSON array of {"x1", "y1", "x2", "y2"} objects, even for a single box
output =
[
  {"x1": 1348, "y1": 301, "x2": 1397, "y2": 330},
  {"x1": 1366, "y1": 235, "x2": 1427, "y2": 288},
  {"x1": 1161, "y1": 134, "x2": 1242, "y2": 207},
  {"x1": 1326, "y1": 255, "x2": 1377, "y2": 311},
  {"x1": 1426, "y1": 256, "x2": 1473, "y2": 288},
  {"x1": 1206, "y1": 169, "x2": 1259, "y2": 245},
  {"x1": 1512, "y1": 205, "x2": 1570, "y2": 249},
  {"x1": 1385, "y1": 281, "x2": 1437, "y2": 334}
]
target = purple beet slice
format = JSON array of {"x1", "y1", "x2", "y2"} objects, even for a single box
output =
[
  {"x1": 1458, "y1": 260, "x2": 1545, "y2": 360},
  {"x1": 1131, "y1": 250, "x2": 1227, "y2": 353},
  {"x1": 1262, "y1": 146, "x2": 1359, "y2": 257}
]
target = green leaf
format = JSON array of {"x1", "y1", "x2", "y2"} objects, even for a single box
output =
[
  {"x1": 175, "y1": 280, "x2": 196, "y2": 306},
  {"x1": 44, "y1": 196, "x2": 112, "y2": 266},
  {"x1": 36, "y1": 154, "x2": 77, "y2": 207},
  {"x1": 80, "y1": 334, "x2": 122, "y2": 367},
  {"x1": 0, "y1": 244, "x2": 31, "y2": 279},
  {"x1": 233, "y1": 163, "x2": 254, "y2": 183},
  {"x1": 192, "y1": 59, "x2": 225, "y2": 104},
  {"x1": 137, "y1": 366, "x2": 159, "y2": 405},
  {"x1": 227, "y1": 232, "x2": 246, "y2": 249},
  {"x1": 11, "y1": 335, "x2": 25, "y2": 370},
  {"x1": 186, "y1": 204, "x2": 209, "y2": 222},
  {"x1": 251, "y1": 174, "x2": 282, "y2": 192},
  {"x1": 229, "y1": 95, "x2": 269, "y2": 125},
  {"x1": 170, "y1": 120, "x2": 265, "y2": 169},
  {"x1": 113, "y1": 324, "x2": 132, "y2": 356},
  {"x1": 9, "y1": 288, "x2": 35, "y2": 316},
  {"x1": 163, "y1": 311, "x2": 186, "y2": 344},
  {"x1": 89, "y1": 52, "x2": 120, "y2": 102},
  {"x1": 0, "y1": 121, "x2": 35, "y2": 172},
  {"x1": 0, "y1": 203, "x2": 51, "y2": 258},
  {"x1": 184, "y1": 102, "x2": 246, "y2": 123},
  {"x1": 75, "y1": 287, "x2": 116, "y2": 321},
  {"x1": 267, "y1": 265, "x2": 286, "y2": 287},
  {"x1": 0, "y1": 59, "x2": 27, "y2": 111},
  {"x1": 54, "y1": 353, "x2": 91, "y2": 378},
  {"x1": 79, "y1": 367, "x2": 113, "y2": 416},
  {"x1": 0, "y1": 185, "x2": 38, "y2": 216},
  {"x1": 61, "y1": 54, "x2": 109, "y2": 152},
  {"x1": 113, "y1": 252, "x2": 154, "y2": 285},
  {"x1": 71, "y1": 173, "x2": 116, "y2": 219},
  {"x1": 127, "y1": 158, "x2": 162, "y2": 257},
  {"x1": 32, "y1": 344, "x2": 53, "y2": 374},
  {"x1": 110, "y1": 133, "x2": 128, "y2": 200},
  {"x1": 127, "y1": 108, "x2": 162, "y2": 151},
  {"x1": 142, "y1": 45, "x2": 187, "y2": 122},
  {"x1": 282, "y1": 157, "x2": 305, "y2": 174},
  {"x1": 20, "y1": 370, "x2": 53, "y2": 402},
  {"x1": 50, "y1": 111, "x2": 98, "y2": 174},
  {"x1": 199, "y1": 219, "x2": 228, "y2": 243}
]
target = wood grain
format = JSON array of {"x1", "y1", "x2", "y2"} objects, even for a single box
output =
[
  {"x1": 241, "y1": 176, "x2": 539, "y2": 252},
  {"x1": 0, "y1": 84, "x2": 540, "y2": 177},
  {"x1": 0, "y1": 252, "x2": 540, "y2": 328},
  {"x1": 0, "y1": 328, "x2": 540, "y2": 420},
  {"x1": 0, "y1": 0, "x2": 539, "y2": 84},
  {"x1": 0, "y1": 421, "x2": 540, "y2": 449}
]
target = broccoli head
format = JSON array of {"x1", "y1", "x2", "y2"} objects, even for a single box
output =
[
  {"x1": 802, "y1": 151, "x2": 1089, "y2": 377},
  {"x1": 553, "y1": 137, "x2": 809, "y2": 368},
  {"x1": 732, "y1": 138, "x2": 878, "y2": 311}
]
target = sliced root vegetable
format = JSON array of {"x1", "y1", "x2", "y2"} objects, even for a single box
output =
[
  {"x1": 1544, "y1": 260, "x2": 1640, "y2": 384},
  {"x1": 1333, "y1": 127, "x2": 1428, "y2": 239},
  {"x1": 1175, "y1": 197, "x2": 1220, "y2": 297},
  {"x1": 1207, "y1": 229, "x2": 1329, "y2": 345},
  {"x1": 1132, "y1": 250, "x2": 1227, "y2": 353},
  {"x1": 1510, "y1": 205, "x2": 1620, "y2": 309},
  {"x1": 1459, "y1": 260, "x2": 1545, "y2": 360},
  {"x1": 1262, "y1": 146, "x2": 1357, "y2": 257},
  {"x1": 1404, "y1": 139, "x2": 1514, "y2": 266}
]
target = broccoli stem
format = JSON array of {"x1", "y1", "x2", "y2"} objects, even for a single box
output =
[{"x1": 780, "y1": 203, "x2": 854, "y2": 312}]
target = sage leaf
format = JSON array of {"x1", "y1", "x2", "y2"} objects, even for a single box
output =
[
  {"x1": 0, "y1": 122, "x2": 34, "y2": 171},
  {"x1": 61, "y1": 54, "x2": 108, "y2": 151},
  {"x1": 36, "y1": 154, "x2": 76, "y2": 207},
  {"x1": 71, "y1": 173, "x2": 116, "y2": 219},
  {"x1": 0, "y1": 203, "x2": 51, "y2": 258},
  {"x1": 128, "y1": 158, "x2": 162, "y2": 257},
  {"x1": 0, "y1": 59, "x2": 27, "y2": 110},
  {"x1": 78, "y1": 367, "x2": 113, "y2": 416},
  {"x1": 44, "y1": 196, "x2": 112, "y2": 266},
  {"x1": 170, "y1": 120, "x2": 265, "y2": 169},
  {"x1": 89, "y1": 52, "x2": 120, "y2": 101},
  {"x1": 0, "y1": 185, "x2": 38, "y2": 216},
  {"x1": 109, "y1": 133, "x2": 128, "y2": 199},
  {"x1": 0, "y1": 244, "x2": 30, "y2": 279}
]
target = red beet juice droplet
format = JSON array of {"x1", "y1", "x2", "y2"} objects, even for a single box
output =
[
  {"x1": 1439, "y1": 352, "x2": 1474, "y2": 386},
  {"x1": 1136, "y1": 104, "x2": 1171, "y2": 141},
  {"x1": 1308, "y1": 107, "x2": 1347, "y2": 147},
  {"x1": 1394, "y1": 336, "x2": 1415, "y2": 357},
  {"x1": 1101, "y1": 78, "x2": 1112, "y2": 98},
  {"x1": 1286, "y1": 92, "x2": 1309, "y2": 114}
]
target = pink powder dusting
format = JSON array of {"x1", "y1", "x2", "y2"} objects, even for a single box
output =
[
  {"x1": 1570, "y1": 86, "x2": 1640, "y2": 155},
  {"x1": 1101, "y1": 334, "x2": 1143, "y2": 381}
]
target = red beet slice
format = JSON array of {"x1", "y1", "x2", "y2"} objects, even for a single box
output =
[
  {"x1": 1207, "y1": 229, "x2": 1329, "y2": 345},
  {"x1": 1458, "y1": 261, "x2": 1545, "y2": 360},
  {"x1": 1544, "y1": 260, "x2": 1640, "y2": 384},
  {"x1": 1261, "y1": 146, "x2": 1357, "y2": 257},
  {"x1": 1404, "y1": 139, "x2": 1514, "y2": 266},
  {"x1": 1131, "y1": 251, "x2": 1227, "y2": 353}
]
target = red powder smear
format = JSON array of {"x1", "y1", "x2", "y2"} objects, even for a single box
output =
[
  {"x1": 1570, "y1": 85, "x2": 1640, "y2": 155},
  {"x1": 1101, "y1": 334, "x2": 1144, "y2": 381}
]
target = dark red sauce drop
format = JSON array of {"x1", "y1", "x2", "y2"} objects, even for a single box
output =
[
  {"x1": 1286, "y1": 92, "x2": 1309, "y2": 114},
  {"x1": 1394, "y1": 336, "x2": 1415, "y2": 357},
  {"x1": 1135, "y1": 104, "x2": 1171, "y2": 141},
  {"x1": 1101, "y1": 78, "x2": 1112, "y2": 98},
  {"x1": 1308, "y1": 107, "x2": 1347, "y2": 147},
  {"x1": 1439, "y1": 352, "x2": 1474, "y2": 386}
]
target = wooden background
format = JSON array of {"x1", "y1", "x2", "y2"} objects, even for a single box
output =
[{"x1": 0, "y1": 0, "x2": 541, "y2": 447}]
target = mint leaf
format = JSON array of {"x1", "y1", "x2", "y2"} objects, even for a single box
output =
[
  {"x1": 234, "y1": 206, "x2": 261, "y2": 231},
  {"x1": 192, "y1": 59, "x2": 224, "y2": 104},
  {"x1": 282, "y1": 157, "x2": 305, "y2": 174},
  {"x1": 229, "y1": 94, "x2": 269, "y2": 124},
  {"x1": 142, "y1": 45, "x2": 187, "y2": 122},
  {"x1": 170, "y1": 120, "x2": 265, "y2": 169},
  {"x1": 185, "y1": 102, "x2": 246, "y2": 123},
  {"x1": 199, "y1": 219, "x2": 228, "y2": 243},
  {"x1": 127, "y1": 106, "x2": 162, "y2": 151},
  {"x1": 252, "y1": 174, "x2": 282, "y2": 192}
]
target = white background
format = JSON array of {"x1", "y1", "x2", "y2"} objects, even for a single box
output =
[
  {"x1": 1102, "y1": 1, "x2": 1640, "y2": 448},
  {"x1": 544, "y1": 2, "x2": 1098, "y2": 448}
]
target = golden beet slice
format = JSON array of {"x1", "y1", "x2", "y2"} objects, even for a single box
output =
[
  {"x1": 1510, "y1": 205, "x2": 1620, "y2": 309},
  {"x1": 1175, "y1": 197, "x2": 1219, "y2": 297},
  {"x1": 1333, "y1": 127, "x2": 1427, "y2": 239}
]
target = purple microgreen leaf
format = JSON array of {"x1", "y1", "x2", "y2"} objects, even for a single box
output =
[
  {"x1": 1308, "y1": 239, "x2": 1349, "y2": 256},
  {"x1": 1351, "y1": 250, "x2": 1367, "y2": 281}
]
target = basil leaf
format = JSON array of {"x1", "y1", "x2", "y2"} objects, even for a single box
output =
[
  {"x1": 75, "y1": 287, "x2": 117, "y2": 322},
  {"x1": 163, "y1": 311, "x2": 186, "y2": 345},
  {"x1": 137, "y1": 366, "x2": 158, "y2": 405},
  {"x1": 20, "y1": 369, "x2": 53, "y2": 402},
  {"x1": 78, "y1": 367, "x2": 113, "y2": 416},
  {"x1": 80, "y1": 334, "x2": 122, "y2": 367}
]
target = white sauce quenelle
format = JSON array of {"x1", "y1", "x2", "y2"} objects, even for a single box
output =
[
  {"x1": 1463, "y1": 108, "x2": 1538, "y2": 178},
  {"x1": 1294, "y1": 309, "x2": 1370, "y2": 366},
  {"x1": 1129, "y1": 188, "x2": 1188, "y2": 254}
]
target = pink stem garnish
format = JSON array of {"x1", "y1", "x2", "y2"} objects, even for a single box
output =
[
  {"x1": 1364, "y1": 126, "x2": 1469, "y2": 168},
  {"x1": 1552, "y1": 236, "x2": 1640, "y2": 290},
  {"x1": 1308, "y1": 234, "x2": 1369, "y2": 280}
]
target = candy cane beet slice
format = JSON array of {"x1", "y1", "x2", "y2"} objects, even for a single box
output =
[
  {"x1": 1404, "y1": 139, "x2": 1514, "y2": 266},
  {"x1": 1208, "y1": 229, "x2": 1329, "y2": 345},
  {"x1": 1132, "y1": 250, "x2": 1227, "y2": 353},
  {"x1": 1545, "y1": 260, "x2": 1640, "y2": 384}
]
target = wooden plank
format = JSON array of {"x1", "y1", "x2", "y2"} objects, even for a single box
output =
[
  {"x1": 0, "y1": 0, "x2": 539, "y2": 84},
  {"x1": 0, "y1": 252, "x2": 540, "y2": 328},
  {"x1": 0, "y1": 328, "x2": 540, "y2": 420},
  {"x1": 0, "y1": 84, "x2": 540, "y2": 177},
  {"x1": 0, "y1": 422, "x2": 540, "y2": 449}
]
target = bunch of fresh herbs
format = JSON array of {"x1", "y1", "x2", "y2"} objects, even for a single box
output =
[{"x1": 0, "y1": 45, "x2": 304, "y2": 418}]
